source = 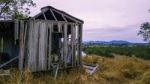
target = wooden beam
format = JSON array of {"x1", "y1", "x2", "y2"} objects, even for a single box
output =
[
  {"x1": 14, "y1": 19, "x2": 19, "y2": 43},
  {"x1": 50, "y1": 9, "x2": 58, "y2": 21},
  {"x1": 45, "y1": 22, "x2": 48, "y2": 70},
  {"x1": 62, "y1": 14, "x2": 67, "y2": 22},
  {"x1": 71, "y1": 24, "x2": 73, "y2": 67},
  {"x1": 42, "y1": 12, "x2": 47, "y2": 20},
  {"x1": 23, "y1": 21, "x2": 28, "y2": 69},
  {"x1": 48, "y1": 23, "x2": 52, "y2": 70},
  {"x1": 51, "y1": 9, "x2": 82, "y2": 24},
  {"x1": 78, "y1": 24, "x2": 83, "y2": 66},
  {"x1": 64, "y1": 23, "x2": 68, "y2": 68},
  {"x1": 71, "y1": 24, "x2": 76, "y2": 67},
  {"x1": 19, "y1": 20, "x2": 24, "y2": 71},
  {"x1": 76, "y1": 24, "x2": 80, "y2": 66},
  {"x1": 32, "y1": 20, "x2": 36, "y2": 72},
  {"x1": 29, "y1": 19, "x2": 77, "y2": 24},
  {"x1": 0, "y1": 56, "x2": 18, "y2": 69}
]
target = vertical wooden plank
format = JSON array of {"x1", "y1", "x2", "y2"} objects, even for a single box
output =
[
  {"x1": 38, "y1": 21, "x2": 47, "y2": 71},
  {"x1": 31, "y1": 20, "x2": 36, "y2": 72},
  {"x1": 27, "y1": 21, "x2": 31, "y2": 71},
  {"x1": 31, "y1": 20, "x2": 37, "y2": 72},
  {"x1": 45, "y1": 21, "x2": 48, "y2": 70},
  {"x1": 36, "y1": 21, "x2": 40, "y2": 71},
  {"x1": 78, "y1": 24, "x2": 83, "y2": 66},
  {"x1": 33, "y1": 21, "x2": 39, "y2": 72},
  {"x1": 19, "y1": 20, "x2": 24, "y2": 70},
  {"x1": 19, "y1": 20, "x2": 27, "y2": 71},
  {"x1": 74, "y1": 24, "x2": 77, "y2": 67},
  {"x1": 71, "y1": 24, "x2": 75, "y2": 67},
  {"x1": 27, "y1": 20, "x2": 34, "y2": 71},
  {"x1": 23, "y1": 21, "x2": 28, "y2": 69},
  {"x1": 76, "y1": 24, "x2": 80, "y2": 66},
  {"x1": 37, "y1": 21, "x2": 41, "y2": 71},
  {"x1": 48, "y1": 23, "x2": 52, "y2": 70},
  {"x1": 71, "y1": 24, "x2": 73, "y2": 67},
  {"x1": 64, "y1": 23, "x2": 68, "y2": 68},
  {"x1": 38, "y1": 21, "x2": 42, "y2": 71},
  {"x1": 14, "y1": 19, "x2": 19, "y2": 43},
  {"x1": 43, "y1": 21, "x2": 47, "y2": 71}
]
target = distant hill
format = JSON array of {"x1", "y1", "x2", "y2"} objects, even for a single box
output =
[
  {"x1": 83, "y1": 40, "x2": 130, "y2": 44},
  {"x1": 109, "y1": 40, "x2": 131, "y2": 44},
  {"x1": 83, "y1": 40, "x2": 147, "y2": 46}
]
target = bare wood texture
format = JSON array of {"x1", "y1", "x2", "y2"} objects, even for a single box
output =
[
  {"x1": 38, "y1": 22, "x2": 47, "y2": 71},
  {"x1": 48, "y1": 23, "x2": 52, "y2": 70},
  {"x1": 78, "y1": 24, "x2": 83, "y2": 66},
  {"x1": 19, "y1": 20, "x2": 24, "y2": 70},
  {"x1": 14, "y1": 19, "x2": 19, "y2": 42},
  {"x1": 0, "y1": 56, "x2": 18, "y2": 69},
  {"x1": 64, "y1": 23, "x2": 68, "y2": 68}
]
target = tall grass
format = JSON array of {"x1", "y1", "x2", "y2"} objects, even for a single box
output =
[{"x1": 0, "y1": 55, "x2": 150, "y2": 84}]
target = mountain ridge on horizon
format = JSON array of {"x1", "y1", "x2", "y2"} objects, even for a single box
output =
[{"x1": 83, "y1": 40, "x2": 147, "y2": 45}]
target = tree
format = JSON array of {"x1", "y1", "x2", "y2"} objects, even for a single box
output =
[
  {"x1": 138, "y1": 22, "x2": 150, "y2": 43},
  {"x1": 0, "y1": 0, "x2": 35, "y2": 20},
  {"x1": 138, "y1": 10, "x2": 150, "y2": 43}
]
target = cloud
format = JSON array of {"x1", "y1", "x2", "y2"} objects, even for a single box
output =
[
  {"x1": 31, "y1": 0, "x2": 150, "y2": 42},
  {"x1": 83, "y1": 25, "x2": 144, "y2": 42}
]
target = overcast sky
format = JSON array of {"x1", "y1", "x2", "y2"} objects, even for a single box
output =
[{"x1": 30, "y1": 0, "x2": 150, "y2": 43}]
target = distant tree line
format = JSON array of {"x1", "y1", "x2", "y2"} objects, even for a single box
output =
[{"x1": 83, "y1": 45, "x2": 150, "y2": 60}]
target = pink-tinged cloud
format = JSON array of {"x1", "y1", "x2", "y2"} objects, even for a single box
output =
[{"x1": 31, "y1": 0, "x2": 150, "y2": 42}]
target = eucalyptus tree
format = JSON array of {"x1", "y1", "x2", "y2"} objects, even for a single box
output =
[
  {"x1": 0, "y1": 0, "x2": 35, "y2": 20},
  {"x1": 138, "y1": 10, "x2": 150, "y2": 44}
]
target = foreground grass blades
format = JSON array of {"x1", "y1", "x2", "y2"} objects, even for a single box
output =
[{"x1": 0, "y1": 55, "x2": 150, "y2": 84}]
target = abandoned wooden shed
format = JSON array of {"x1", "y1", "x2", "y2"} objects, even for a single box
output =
[{"x1": 0, "y1": 6, "x2": 83, "y2": 72}]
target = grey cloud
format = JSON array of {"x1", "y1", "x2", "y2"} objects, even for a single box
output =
[{"x1": 31, "y1": 0, "x2": 150, "y2": 42}]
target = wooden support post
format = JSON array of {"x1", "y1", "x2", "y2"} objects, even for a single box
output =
[
  {"x1": 36, "y1": 21, "x2": 40, "y2": 71},
  {"x1": 27, "y1": 20, "x2": 34, "y2": 71},
  {"x1": 73, "y1": 24, "x2": 76, "y2": 67},
  {"x1": 23, "y1": 22, "x2": 28, "y2": 68},
  {"x1": 76, "y1": 24, "x2": 80, "y2": 66},
  {"x1": 78, "y1": 24, "x2": 83, "y2": 66},
  {"x1": 71, "y1": 24, "x2": 74, "y2": 67},
  {"x1": 32, "y1": 20, "x2": 36, "y2": 72},
  {"x1": 64, "y1": 23, "x2": 68, "y2": 68},
  {"x1": 14, "y1": 19, "x2": 19, "y2": 44},
  {"x1": 19, "y1": 20, "x2": 24, "y2": 71},
  {"x1": 45, "y1": 23, "x2": 48, "y2": 70},
  {"x1": 76, "y1": 24, "x2": 79, "y2": 66},
  {"x1": 48, "y1": 23, "x2": 52, "y2": 70}
]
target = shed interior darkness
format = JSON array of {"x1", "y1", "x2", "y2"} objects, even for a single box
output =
[{"x1": 0, "y1": 21, "x2": 19, "y2": 64}]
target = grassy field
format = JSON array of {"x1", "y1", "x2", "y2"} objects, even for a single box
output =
[
  {"x1": 0, "y1": 55, "x2": 150, "y2": 84},
  {"x1": 83, "y1": 45, "x2": 150, "y2": 60}
]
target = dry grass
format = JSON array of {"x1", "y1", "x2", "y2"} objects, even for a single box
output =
[{"x1": 0, "y1": 55, "x2": 150, "y2": 84}]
